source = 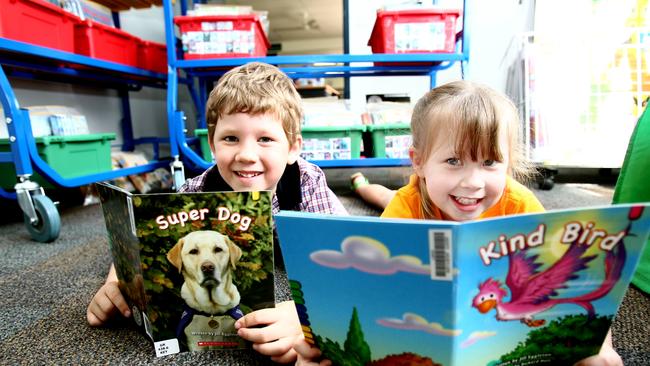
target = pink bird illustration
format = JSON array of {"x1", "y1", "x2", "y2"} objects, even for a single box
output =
[{"x1": 471, "y1": 229, "x2": 627, "y2": 327}]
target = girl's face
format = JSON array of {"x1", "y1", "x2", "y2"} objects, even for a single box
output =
[{"x1": 411, "y1": 131, "x2": 509, "y2": 222}]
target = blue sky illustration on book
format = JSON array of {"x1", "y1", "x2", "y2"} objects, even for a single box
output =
[{"x1": 278, "y1": 206, "x2": 650, "y2": 365}]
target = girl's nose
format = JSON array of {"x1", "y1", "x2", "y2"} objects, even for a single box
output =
[{"x1": 460, "y1": 167, "x2": 485, "y2": 189}]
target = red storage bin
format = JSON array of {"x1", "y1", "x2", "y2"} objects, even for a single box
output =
[
  {"x1": 368, "y1": 8, "x2": 461, "y2": 55},
  {"x1": 138, "y1": 40, "x2": 167, "y2": 74},
  {"x1": 174, "y1": 14, "x2": 269, "y2": 59},
  {"x1": 0, "y1": 0, "x2": 79, "y2": 52},
  {"x1": 74, "y1": 19, "x2": 139, "y2": 67}
]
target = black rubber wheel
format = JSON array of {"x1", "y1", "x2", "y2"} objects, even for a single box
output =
[
  {"x1": 538, "y1": 177, "x2": 555, "y2": 190},
  {"x1": 23, "y1": 194, "x2": 60, "y2": 243}
]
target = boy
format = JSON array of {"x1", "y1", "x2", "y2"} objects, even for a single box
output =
[{"x1": 87, "y1": 62, "x2": 347, "y2": 364}]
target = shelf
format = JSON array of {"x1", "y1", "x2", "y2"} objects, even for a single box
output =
[
  {"x1": 0, "y1": 38, "x2": 167, "y2": 86},
  {"x1": 92, "y1": 0, "x2": 163, "y2": 11}
]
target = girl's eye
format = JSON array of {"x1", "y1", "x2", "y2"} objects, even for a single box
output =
[
  {"x1": 223, "y1": 136, "x2": 238, "y2": 142},
  {"x1": 484, "y1": 159, "x2": 496, "y2": 167},
  {"x1": 446, "y1": 158, "x2": 461, "y2": 166},
  {"x1": 258, "y1": 136, "x2": 273, "y2": 143}
]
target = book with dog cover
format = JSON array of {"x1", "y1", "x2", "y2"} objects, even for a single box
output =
[
  {"x1": 95, "y1": 182, "x2": 275, "y2": 357},
  {"x1": 275, "y1": 203, "x2": 650, "y2": 366}
]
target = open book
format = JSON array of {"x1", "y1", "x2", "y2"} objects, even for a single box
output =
[
  {"x1": 95, "y1": 182, "x2": 275, "y2": 357},
  {"x1": 275, "y1": 203, "x2": 650, "y2": 366}
]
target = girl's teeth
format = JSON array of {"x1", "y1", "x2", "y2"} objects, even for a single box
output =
[{"x1": 455, "y1": 196, "x2": 478, "y2": 205}]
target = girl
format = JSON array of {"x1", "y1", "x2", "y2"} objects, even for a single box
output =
[{"x1": 296, "y1": 80, "x2": 619, "y2": 365}]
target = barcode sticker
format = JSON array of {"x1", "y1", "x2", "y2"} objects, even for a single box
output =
[
  {"x1": 429, "y1": 229, "x2": 452, "y2": 281},
  {"x1": 154, "y1": 339, "x2": 180, "y2": 357}
]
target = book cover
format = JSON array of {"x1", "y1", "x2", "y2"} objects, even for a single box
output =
[
  {"x1": 275, "y1": 203, "x2": 650, "y2": 366},
  {"x1": 95, "y1": 182, "x2": 275, "y2": 357}
]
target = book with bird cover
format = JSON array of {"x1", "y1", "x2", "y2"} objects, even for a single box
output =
[
  {"x1": 275, "y1": 203, "x2": 650, "y2": 366},
  {"x1": 95, "y1": 182, "x2": 275, "y2": 357}
]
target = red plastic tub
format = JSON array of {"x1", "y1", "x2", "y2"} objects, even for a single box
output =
[
  {"x1": 368, "y1": 8, "x2": 461, "y2": 56},
  {"x1": 174, "y1": 14, "x2": 269, "y2": 59},
  {"x1": 74, "y1": 19, "x2": 139, "y2": 67},
  {"x1": 138, "y1": 40, "x2": 167, "y2": 74},
  {"x1": 0, "y1": 0, "x2": 79, "y2": 52}
]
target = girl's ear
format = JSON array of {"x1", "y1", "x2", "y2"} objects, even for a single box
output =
[
  {"x1": 410, "y1": 147, "x2": 425, "y2": 178},
  {"x1": 287, "y1": 135, "x2": 303, "y2": 165}
]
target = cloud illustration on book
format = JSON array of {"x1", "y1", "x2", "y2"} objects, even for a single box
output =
[
  {"x1": 309, "y1": 235, "x2": 459, "y2": 276},
  {"x1": 377, "y1": 312, "x2": 461, "y2": 336},
  {"x1": 460, "y1": 330, "x2": 497, "y2": 348}
]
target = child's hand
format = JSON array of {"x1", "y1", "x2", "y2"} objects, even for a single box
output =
[
  {"x1": 86, "y1": 280, "x2": 131, "y2": 326},
  {"x1": 235, "y1": 300, "x2": 302, "y2": 364},
  {"x1": 294, "y1": 337, "x2": 332, "y2": 366},
  {"x1": 87, "y1": 264, "x2": 130, "y2": 326},
  {"x1": 573, "y1": 330, "x2": 622, "y2": 366}
]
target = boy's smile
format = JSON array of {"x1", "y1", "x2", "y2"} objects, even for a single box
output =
[{"x1": 210, "y1": 113, "x2": 301, "y2": 192}]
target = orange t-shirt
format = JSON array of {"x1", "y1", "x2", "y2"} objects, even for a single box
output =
[{"x1": 381, "y1": 174, "x2": 545, "y2": 220}]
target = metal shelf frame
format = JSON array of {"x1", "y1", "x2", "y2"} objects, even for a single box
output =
[
  {"x1": 162, "y1": 0, "x2": 469, "y2": 172},
  {"x1": 0, "y1": 29, "x2": 175, "y2": 206}
]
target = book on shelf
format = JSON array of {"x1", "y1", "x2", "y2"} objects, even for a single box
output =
[
  {"x1": 95, "y1": 182, "x2": 275, "y2": 357},
  {"x1": 275, "y1": 203, "x2": 650, "y2": 366}
]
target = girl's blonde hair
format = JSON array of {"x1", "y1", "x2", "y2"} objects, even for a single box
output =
[
  {"x1": 206, "y1": 62, "x2": 302, "y2": 145},
  {"x1": 410, "y1": 80, "x2": 533, "y2": 219}
]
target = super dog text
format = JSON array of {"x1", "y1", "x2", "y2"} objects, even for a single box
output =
[{"x1": 155, "y1": 207, "x2": 251, "y2": 231}]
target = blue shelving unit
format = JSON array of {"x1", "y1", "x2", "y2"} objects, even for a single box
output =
[
  {"x1": 161, "y1": 0, "x2": 469, "y2": 177},
  {"x1": 0, "y1": 2, "x2": 171, "y2": 242}
]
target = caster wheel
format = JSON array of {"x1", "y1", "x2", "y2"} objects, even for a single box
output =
[
  {"x1": 23, "y1": 194, "x2": 60, "y2": 243},
  {"x1": 538, "y1": 177, "x2": 555, "y2": 191}
]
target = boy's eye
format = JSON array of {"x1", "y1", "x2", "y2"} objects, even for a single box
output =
[
  {"x1": 445, "y1": 158, "x2": 461, "y2": 166},
  {"x1": 223, "y1": 136, "x2": 238, "y2": 142},
  {"x1": 258, "y1": 136, "x2": 273, "y2": 143}
]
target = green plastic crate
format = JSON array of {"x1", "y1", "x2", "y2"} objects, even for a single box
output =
[
  {"x1": 0, "y1": 133, "x2": 116, "y2": 188},
  {"x1": 194, "y1": 128, "x2": 213, "y2": 162},
  {"x1": 300, "y1": 125, "x2": 365, "y2": 160},
  {"x1": 367, "y1": 123, "x2": 412, "y2": 158}
]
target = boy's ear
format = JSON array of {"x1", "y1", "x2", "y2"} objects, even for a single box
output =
[
  {"x1": 287, "y1": 135, "x2": 303, "y2": 165},
  {"x1": 208, "y1": 131, "x2": 216, "y2": 161},
  {"x1": 409, "y1": 147, "x2": 425, "y2": 178}
]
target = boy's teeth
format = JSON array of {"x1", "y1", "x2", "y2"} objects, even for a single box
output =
[
  {"x1": 237, "y1": 172, "x2": 260, "y2": 178},
  {"x1": 455, "y1": 196, "x2": 478, "y2": 205}
]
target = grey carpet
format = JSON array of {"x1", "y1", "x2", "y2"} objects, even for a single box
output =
[{"x1": 0, "y1": 175, "x2": 647, "y2": 365}]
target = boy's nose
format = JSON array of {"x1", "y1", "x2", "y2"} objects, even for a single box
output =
[{"x1": 235, "y1": 143, "x2": 259, "y2": 163}]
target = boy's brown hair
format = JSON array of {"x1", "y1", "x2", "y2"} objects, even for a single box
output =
[
  {"x1": 205, "y1": 62, "x2": 302, "y2": 145},
  {"x1": 410, "y1": 80, "x2": 534, "y2": 219}
]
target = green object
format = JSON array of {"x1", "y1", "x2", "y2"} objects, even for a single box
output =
[
  {"x1": 301, "y1": 125, "x2": 365, "y2": 159},
  {"x1": 612, "y1": 107, "x2": 650, "y2": 292},
  {"x1": 194, "y1": 128, "x2": 213, "y2": 162},
  {"x1": 0, "y1": 133, "x2": 116, "y2": 188},
  {"x1": 366, "y1": 122, "x2": 411, "y2": 158}
]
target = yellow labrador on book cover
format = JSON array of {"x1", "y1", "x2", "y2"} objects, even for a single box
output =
[{"x1": 167, "y1": 230, "x2": 246, "y2": 351}]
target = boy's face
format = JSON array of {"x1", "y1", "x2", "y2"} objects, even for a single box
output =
[
  {"x1": 209, "y1": 113, "x2": 302, "y2": 192},
  {"x1": 411, "y1": 130, "x2": 509, "y2": 222}
]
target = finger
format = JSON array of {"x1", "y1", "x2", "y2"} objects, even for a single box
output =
[
  {"x1": 252, "y1": 334, "x2": 294, "y2": 357},
  {"x1": 236, "y1": 307, "x2": 279, "y2": 329},
  {"x1": 270, "y1": 348, "x2": 298, "y2": 364},
  {"x1": 293, "y1": 338, "x2": 322, "y2": 359},
  {"x1": 105, "y1": 284, "x2": 131, "y2": 317}
]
